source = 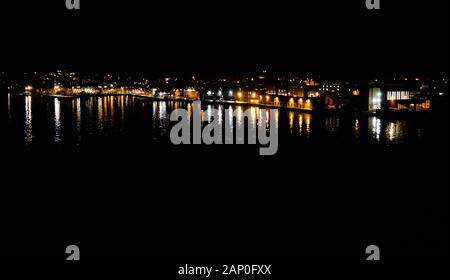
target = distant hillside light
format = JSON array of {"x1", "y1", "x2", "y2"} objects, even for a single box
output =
[
  {"x1": 66, "y1": 0, "x2": 80, "y2": 10},
  {"x1": 366, "y1": 0, "x2": 380, "y2": 10}
]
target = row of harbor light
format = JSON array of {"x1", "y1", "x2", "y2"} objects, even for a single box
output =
[
  {"x1": 205, "y1": 89, "x2": 311, "y2": 105},
  {"x1": 206, "y1": 90, "x2": 234, "y2": 97}
]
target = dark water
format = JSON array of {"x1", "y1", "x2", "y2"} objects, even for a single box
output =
[
  {"x1": 3, "y1": 94, "x2": 440, "y2": 150},
  {"x1": 1, "y1": 94, "x2": 448, "y2": 258}
]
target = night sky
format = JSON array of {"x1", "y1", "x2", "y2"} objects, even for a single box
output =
[{"x1": 1, "y1": 0, "x2": 448, "y2": 77}]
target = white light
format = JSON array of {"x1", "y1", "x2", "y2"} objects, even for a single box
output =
[
  {"x1": 207, "y1": 90, "x2": 212, "y2": 96},
  {"x1": 218, "y1": 90, "x2": 222, "y2": 96},
  {"x1": 228, "y1": 90, "x2": 233, "y2": 97}
]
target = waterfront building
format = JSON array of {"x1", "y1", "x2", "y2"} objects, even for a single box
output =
[{"x1": 364, "y1": 81, "x2": 433, "y2": 113}]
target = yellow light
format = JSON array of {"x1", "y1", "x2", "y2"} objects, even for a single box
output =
[
  {"x1": 238, "y1": 92, "x2": 242, "y2": 98},
  {"x1": 25, "y1": 85, "x2": 33, "y2": 91}
]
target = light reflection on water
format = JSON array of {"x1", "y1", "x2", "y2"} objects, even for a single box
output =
[
  {"x1": 305, "y1": 114, "x2": 311, "y2": 138},
  {"x1": 54, "y1": 98, "x2": 61, "y2": 143},
  {"x1": 97, "y1": 97, "x2": 104, "y2": 133},
  {"x1": 8, "y1": 93, "x2": 12, "y2": 123},
  {"x1": 386, "y1": 120, "x2": 407, "y2": 144},
  {"x1": 354, "y1": 119, "x2": 360, "y2": 139},
  {"x1": 24, "y1": 95, "x2": 33, "y2": 145},
  {"x1": 369, "y1": 116, "x2": 381, "y2": 142},
  {"x1": 324, "y1": 116, "x2": 339, "y2": 133},
  {"x1": 6, "y1": 95, "x2": 428, "y2": 147},
  {"x1": 72, "y1": 98, "x2": 82, "y2": 143}
]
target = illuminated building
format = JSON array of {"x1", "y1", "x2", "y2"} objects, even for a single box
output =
[
  {"x1": 365, "y1": 82, "x2": 432, "y2": 113},
  {"x1": 368, "y1": 87, "x2": 383, "y2": 112}
]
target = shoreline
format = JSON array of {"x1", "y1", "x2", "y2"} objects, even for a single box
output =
[{"x1": 28, "y1": 92, "x2": 317, "y2": 112}]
